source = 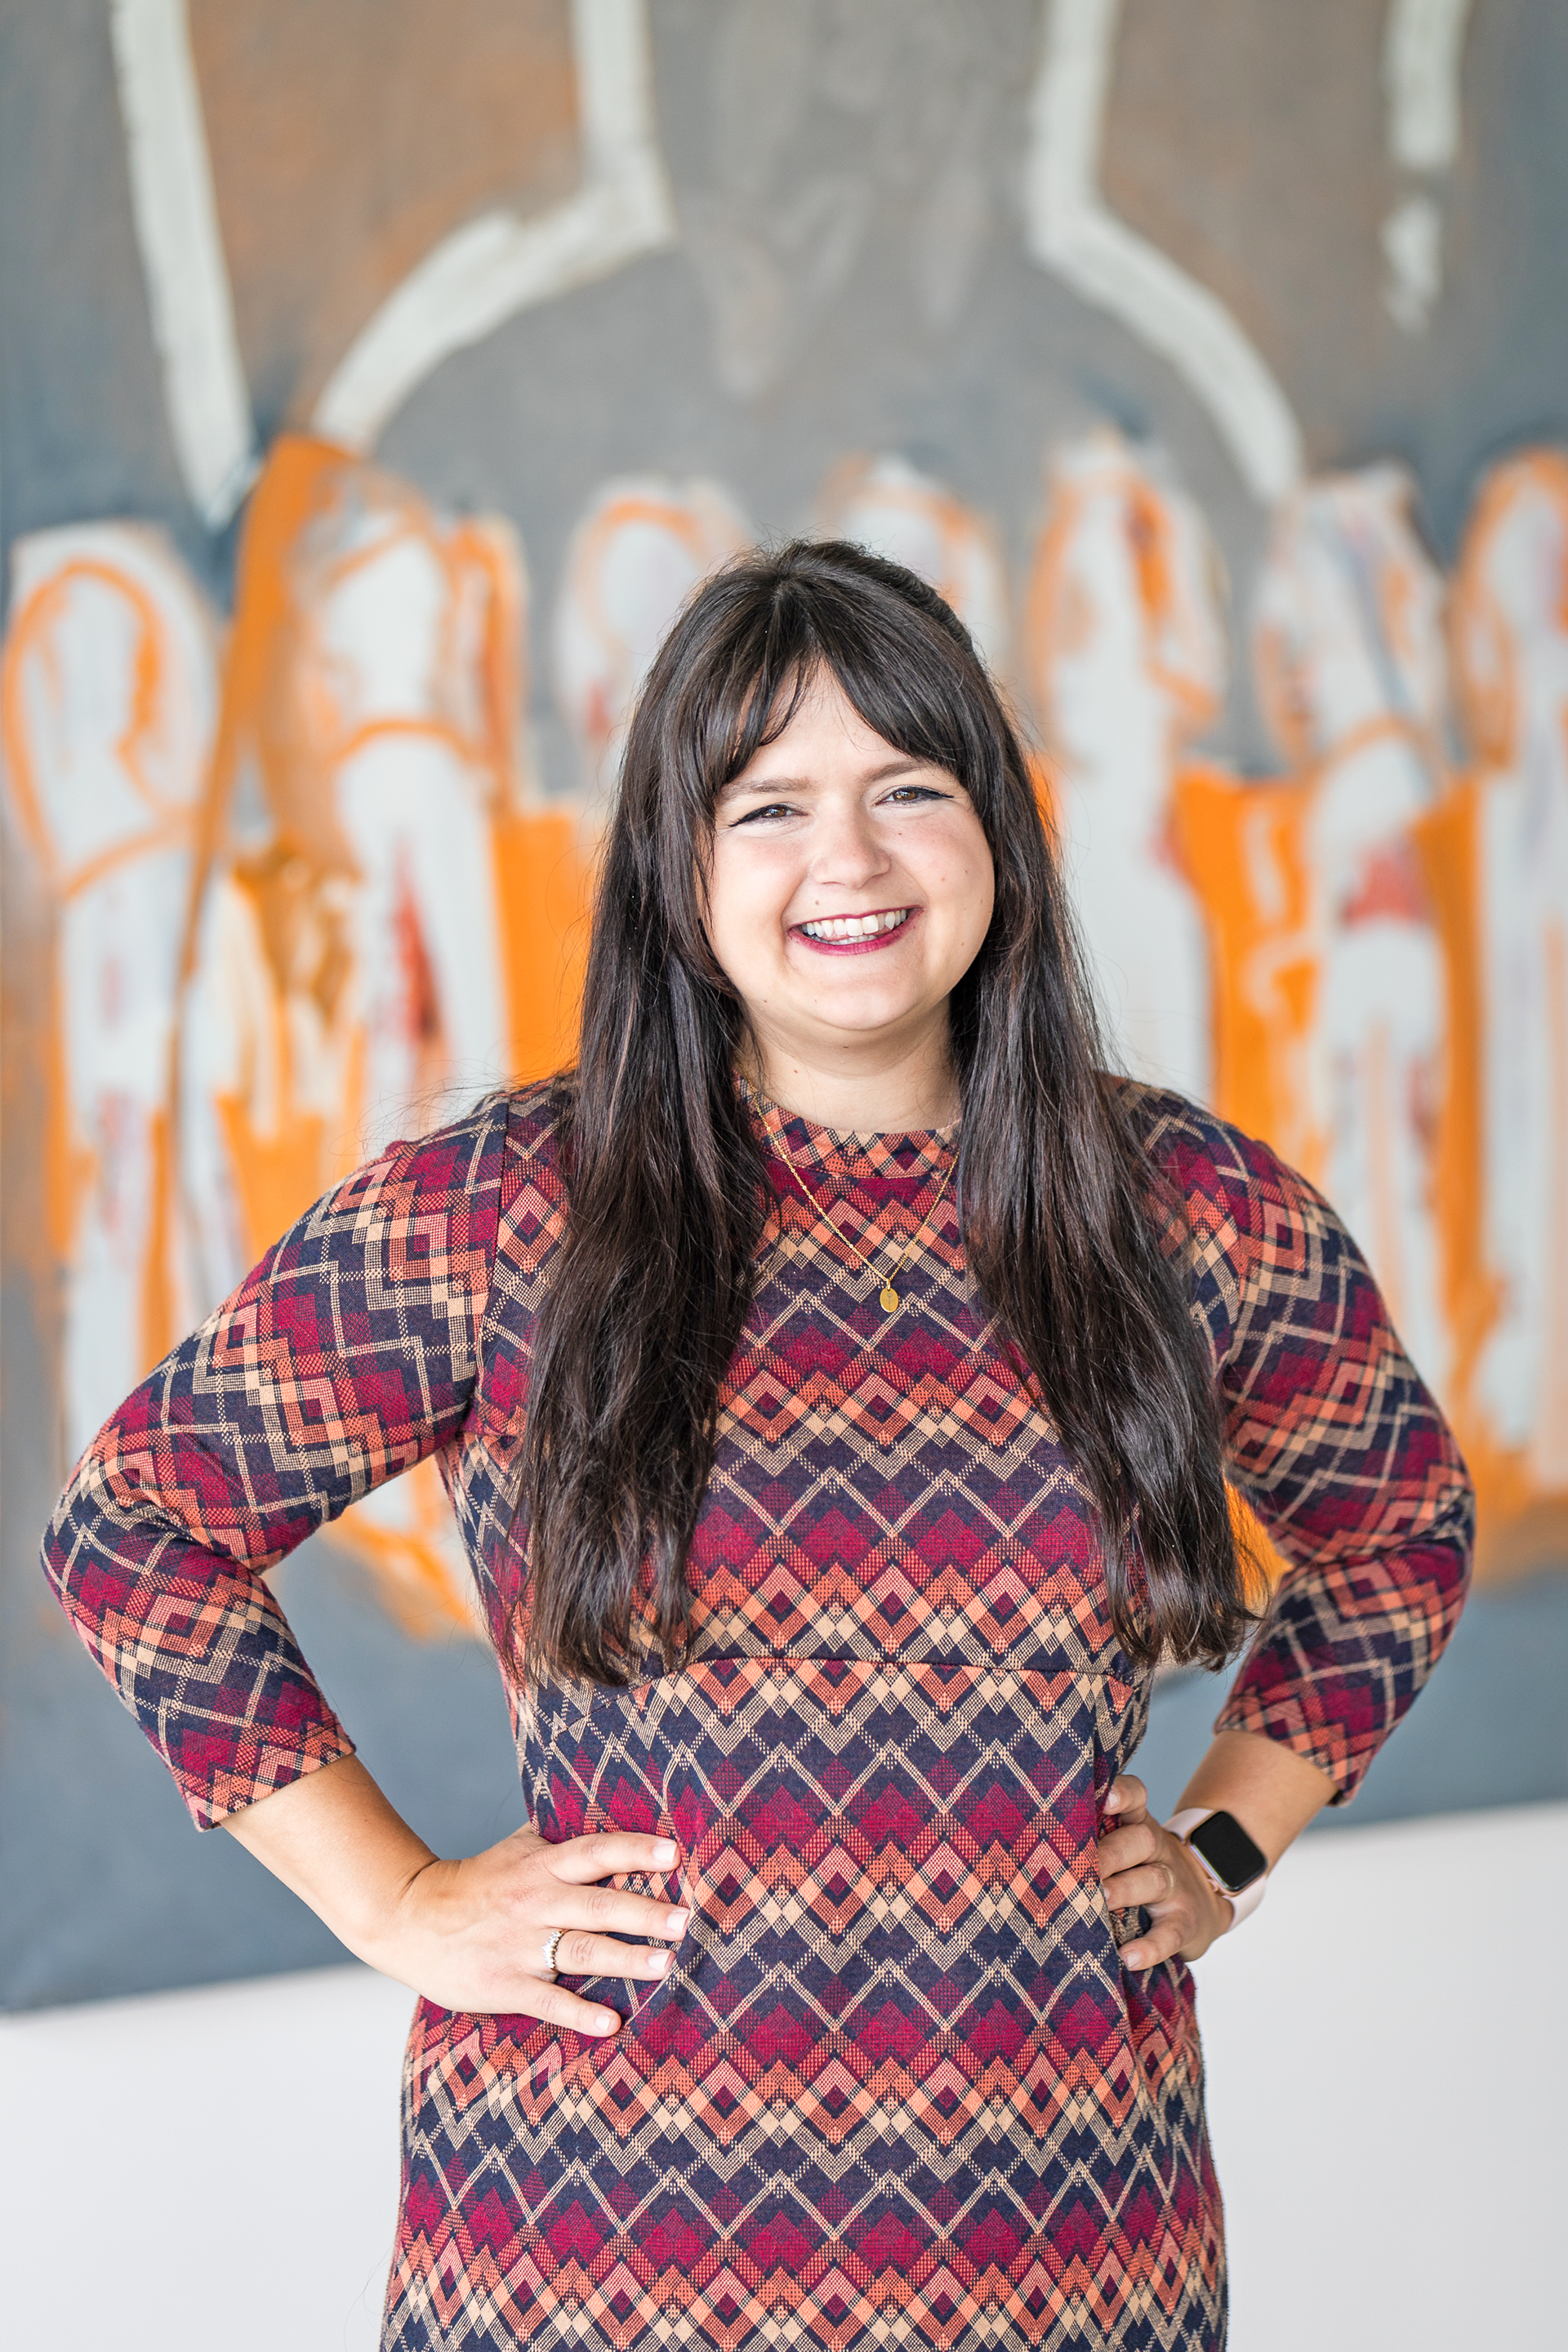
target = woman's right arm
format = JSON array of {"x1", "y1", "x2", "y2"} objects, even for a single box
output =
[
  {"x1": 42, "y1": 1098, "x2": 684, "y2": 2032},
  {"x1": 42, "y1": 1111, "x2": 504, "y2": 1826},
  {"x1": 224, "y1": 1754, "x2": 684, "y2": 2035}
]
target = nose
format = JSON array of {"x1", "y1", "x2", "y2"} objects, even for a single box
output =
[{"x1": 808, "y1": 801, "x2": 891, "y2": 893}]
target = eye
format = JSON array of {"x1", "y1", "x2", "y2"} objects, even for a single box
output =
[
  {"x1": 880, "y1": 783, "x2": 950, "y2": 806},
  {"x1": 729, "y1": 800, "x2": 798, "y2": 826}
]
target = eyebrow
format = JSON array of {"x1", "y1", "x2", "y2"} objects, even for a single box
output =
[{"x1": 717, "y1": 755, "x2": 935, "y2": 801}]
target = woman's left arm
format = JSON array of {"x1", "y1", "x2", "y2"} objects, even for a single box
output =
[
  {"x1": 1097, "y1": 1732, "x2": 1334, "y2": 1968},
  {"x1": 1099, "y1": 1104, "x2": 1476, "y2": 1967}
]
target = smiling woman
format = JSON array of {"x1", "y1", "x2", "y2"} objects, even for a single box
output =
[
  {"x1": 708, "y1": 677, "x2": 995, "y2": 1129},
  {"x1": 42, "y1": 541, "x2": 1472, "y2": 2351},
  {"x1": 524, "y1": 542, "x2": 1255, "y2": 1692}
]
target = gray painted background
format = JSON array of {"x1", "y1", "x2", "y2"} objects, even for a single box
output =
[{"x1": 4, "y1": 0, "x2": 1567, "y2": 2009}]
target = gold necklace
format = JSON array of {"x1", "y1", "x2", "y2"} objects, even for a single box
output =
[{"x1": 773, "y1": 1134, "x2": 957, "y2": 1314}]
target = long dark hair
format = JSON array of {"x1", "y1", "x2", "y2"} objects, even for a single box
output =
[{"x1": 519, "y1": 539, "x2": 1253, "y2": 1686}]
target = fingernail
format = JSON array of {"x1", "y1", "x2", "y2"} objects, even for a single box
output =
[
  {"x1": 667, "y1": 1909, "x2": 690, "y2": 1936},
  {"x1": 651, "y1": 1949, "x2": 672, "y2": 1976},
  {"x1": 594, "y1": 2011, "x2": 620, "y2": 2034},
  {"x1": 653, "y1": 1842, "x2": 678, "y2": 1866}
]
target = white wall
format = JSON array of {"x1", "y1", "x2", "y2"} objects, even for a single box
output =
[
  {"x1": 3, "y1": 1802, "x2": 1562, "y2": 2350},
  {"x1": 1204, "y1": 1802, "x2": 1565, "y2": 2350}
]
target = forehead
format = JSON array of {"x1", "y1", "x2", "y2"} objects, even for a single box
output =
[{"x1": 722, "y1": 673, "x2": 941, "y2": 791}]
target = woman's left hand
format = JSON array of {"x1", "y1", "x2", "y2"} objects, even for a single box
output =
[{"x1": 1097, "y1": 1773, "x2": 1234, "y2": 1970}]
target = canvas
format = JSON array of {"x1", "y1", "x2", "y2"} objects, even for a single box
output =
[{"x1": 3, "y1": 0, "x2": 1566, "y2": 2009}]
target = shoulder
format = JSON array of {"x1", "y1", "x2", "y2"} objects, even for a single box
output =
[
  {"x1": 386, "y1": 1076, "x2": 573, "y2": 1230},
  {"x1": 243, "y1": 1095, "x2": 523, "y2": 1317},
  {"x1": 294, "y1": 1084, "x2": 568, "y2": 1268},
  {"x1": 500, "y1": 1075, "x2": 572, "y2": 1184},
  {"x1": 368, "y1": 1080, "x2": 570, "y2": 1195},
  {"x1": 1115, "y1": 1077, "x2": 1315, "y2": 1236},
  {"x1": 492, "y1": 1077, "x2": 573, "y2": 1301},
  {"x1": 1112, "y1": 1079, "x2": 1334, "y2": 1351},
  {"x1": 306, "y1": 1083, "x2": 572, "y2": 1342},
  {"x1": 320, "y1": 1090, "x2": 518, "y2": 1223}
]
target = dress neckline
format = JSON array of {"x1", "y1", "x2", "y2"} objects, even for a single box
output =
[{"x1": 740, "y1": 1079, "x2": 959, "y2": 1183}]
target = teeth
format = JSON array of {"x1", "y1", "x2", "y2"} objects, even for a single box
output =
[{"x1": 800, "y1": 909, "x2": 911, "y2": 942}]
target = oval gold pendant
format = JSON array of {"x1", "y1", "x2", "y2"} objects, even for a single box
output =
[{"x1": 880, "y1": 1285, "x2": 900, "y2": 1313}]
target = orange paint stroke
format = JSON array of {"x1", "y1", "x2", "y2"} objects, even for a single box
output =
[
  {"x1": 1, "y1": 552, "x2": 209, "y2": 1382},
  {"x1": 1169, "y1": 762, "x2": 1321, "y2": 1174},
  {"x1": 175, "y1": 438, "x2": 356, "y2": 1253},
  {"x1": 1229, "y1": 1485, "x2": 1293, "y2": 1606},
  {"x1": 495, "y1": 808, "x2": 594, "y2": 1085},
  {"x1": 187, "y1": 434, "x2": 555, "y2": 1255},
  {"x1": 1414, "y1": 783, "x2": 1494, "y2": 1441},
  {"x1": 816, "y1": 455, "x2": 1012, "y2": 675},
  {"x1": 1, "y1": 563, "x2": 194, "y2": 896}
]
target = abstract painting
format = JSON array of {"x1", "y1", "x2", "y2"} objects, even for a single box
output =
[{"x1": 5, "y1": 0, "x2": 1567, "y2": 2003}]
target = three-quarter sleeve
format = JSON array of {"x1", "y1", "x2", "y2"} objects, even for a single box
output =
[
  {"x1": 1145, "y1": 1092, "x2": 1475, "y2": 1802},
  {"x1": 41, "y1": 1101, "x2": 509, "y2": 1828}
]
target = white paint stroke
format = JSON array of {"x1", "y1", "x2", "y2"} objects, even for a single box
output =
[
  {"x1": 1383, "y1": 192, "x2": 1444, "y2": 332},
  {"x1": 1023, "y1": 0, "x2": 1303, "y2": 506},
  {"x1": 1384, "y1": 0, "x2": 1474, "y2": 173},
  {"x1": 314, "y1": 0, "x2": 677, "y2": 451},
  {"x1": 109, "y1": 0, "x2": 259, "y2": 528}
]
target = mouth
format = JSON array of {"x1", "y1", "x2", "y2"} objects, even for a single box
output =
[{"x1": 792, "y1": 906, "x2": 916, "y2": 955}]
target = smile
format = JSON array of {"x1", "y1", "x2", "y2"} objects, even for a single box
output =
[{"x1": 796, "y1": 907, "x2": 914, "y2": 951}]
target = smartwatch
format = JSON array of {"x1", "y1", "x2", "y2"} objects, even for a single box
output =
[{"x1": 1165, "y1": 1807, "x2": 1269, "y2": 1929}]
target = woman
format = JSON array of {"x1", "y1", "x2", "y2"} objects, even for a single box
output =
[{"x1": 45, "y1": 541, "x2": 1472, "y2": 2350}]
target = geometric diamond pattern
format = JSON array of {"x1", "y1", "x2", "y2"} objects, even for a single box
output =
[{"x1": 42, "y1": 1080, "x2": 1472, "y2": 2349}]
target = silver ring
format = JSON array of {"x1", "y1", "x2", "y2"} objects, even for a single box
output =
[{"x1": 541, "y1": 1927, "x2": 564, "y2": 1976}]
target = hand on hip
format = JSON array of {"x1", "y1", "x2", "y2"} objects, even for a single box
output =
[
  {"x1": 373, "y1": 1826, "x2": 688, "y2": 2035},
  {"x1": 1096, "y1": 1774, "x2": 1233, "y2": 1970}
]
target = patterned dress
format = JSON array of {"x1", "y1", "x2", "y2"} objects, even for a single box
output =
[{"x1": 43, "y1": 1082, "x2": 1472, "y2": 2351}]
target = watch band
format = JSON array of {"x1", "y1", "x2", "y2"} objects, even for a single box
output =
[{"x1": 1165, "y1": 1806, "x2": 1269, "y2": 1929}]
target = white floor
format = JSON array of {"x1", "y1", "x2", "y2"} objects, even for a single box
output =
[{"x1": 3, "y1": 1802, "x2": 1563, "y2": 2350}]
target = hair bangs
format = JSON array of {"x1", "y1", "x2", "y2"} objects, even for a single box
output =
[{"x1": 649, "y1": 548, "x2": 999, "y2": 827}]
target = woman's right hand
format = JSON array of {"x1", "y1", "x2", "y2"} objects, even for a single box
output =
[
  {"x1": 372, "y1": 1825, "x2": 689, "y2": 2035},
  {"x1": 223, "y1": 1754, "x2": 686, "y2": 2037}
]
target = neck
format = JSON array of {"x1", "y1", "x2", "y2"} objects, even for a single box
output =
[{"x1": 743, "y1": 1018, "x2": 960, "y2": 1134}]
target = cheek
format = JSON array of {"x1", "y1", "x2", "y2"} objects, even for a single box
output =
[
  {"x1": 956, "y1": 835, "x2": 996, "y2": 917},
  {"x1": 705, "y1": 847, "x2": 788, "y2": 982},
  {"x1": 973, "y1": 859, "x2": 997, "y2": 941},
  {"x1": 928, "y1": 825, "x2": 995, "y2": 942}
]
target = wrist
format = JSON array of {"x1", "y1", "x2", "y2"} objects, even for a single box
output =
[
  {"x1": 227, "y1": 1759, "x2": 441, "y2": 1962},
  {"x1": 354, "y1": 1848, "x2": 448, "y2": 1973},
  {"x1": 1166, "y1": 1806, "x2": 1268, "y2": 1931}
]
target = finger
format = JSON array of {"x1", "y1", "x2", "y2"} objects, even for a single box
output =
[
  {"x1": 546, "y1": 1833, "x2": 681, "y2": 1886},
  {"x1": 1102, "y1": 1775, "x2": 1147, "y2": 1821},
  {"x1": 1119, "y1": 1917, "x2": 1188, "y2": 1971},
  {"x1": 1102, "y1": 1860, "x2": 1179, "y2": 1913},
  {"x1": 1096, "y1": 1820, "x2": 1161, "y2": 1877},
  {"x1": 550, "y1": 1931, "x2": 677, "y2": 1982},
  {"x1": 511, "y1": 1979, "x2": 626, "y2": 2037},
  {"x1": 545, "y1": 1886, "x2": 691, "y2": 1944}
]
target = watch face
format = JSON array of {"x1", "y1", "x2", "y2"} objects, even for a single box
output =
[{"x1": 1188, "y1": 1811, "x2": 1268, "y2": 1894}]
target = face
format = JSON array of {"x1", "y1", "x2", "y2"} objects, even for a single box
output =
[{"x1": 705, "y1": 670, "x2": 996, "y2": 1085}]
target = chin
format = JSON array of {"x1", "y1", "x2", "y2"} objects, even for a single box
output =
[{"x1": 805, "y1": 992, "x2": 931, "y2": 1037}]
